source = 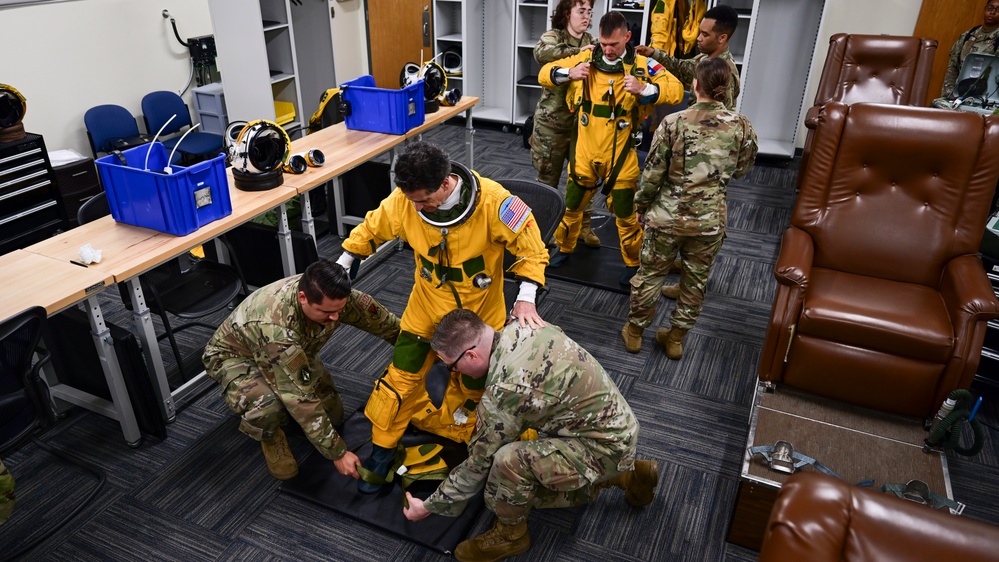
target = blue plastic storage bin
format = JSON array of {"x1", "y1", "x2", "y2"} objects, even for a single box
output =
[
  {"x1": 340, "y1": 75, "x2": 425, "y2": 135},
  {"x1": 95, "y1": 142, "x2": 231, "y2": 236}
]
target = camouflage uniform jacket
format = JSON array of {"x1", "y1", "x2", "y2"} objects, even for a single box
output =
[
  {"x1": 646, "y1": 46, "x2": 740, "y2": 109},
  {"x1": 534, "y1": 28, "x2": 595, "y2": 131},
  {"x1": 422, "y1": 322, "x2": 638, "y2": 517},
  {"x1": 636, "y1": 101, "x2": 757, "y2": 236},
  {"x1": 202, "y1": 276, "x2": 399, "y2": 460},
  {"x1": 942, "y1": 25, "x2": 999, "y2": 99}
]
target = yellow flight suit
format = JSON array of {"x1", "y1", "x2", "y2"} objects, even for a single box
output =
[
  {"x1": 539, "y1": 45, "x2": 684, "y2": 267},
  {"x1": 341, "y1": 163, "x2": 548, "y2": 447}
]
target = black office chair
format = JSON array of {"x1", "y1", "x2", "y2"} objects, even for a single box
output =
[
  {"x1": 0, "y1": 307, "x2": 52, "y2": 453},
  {"x1": 141, "y1": 90, "x2": 224, "y2": 164},
  {"x1": 83, "y1": 104, "x2": 152, "y2": 158},
  {"x1": 77, "y1": 193, "x2": 248, "y2": 378},
  {"x1": 495, "y1": 179, "x2": 566, "y2": 308}
]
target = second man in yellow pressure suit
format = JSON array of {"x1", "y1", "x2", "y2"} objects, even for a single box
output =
[
  {"x1": 336, "y1": 142, "x2": 549, "y2": 493},
  {"x1": 540, "y1": 10, "x2": 684, "y2": 285}
]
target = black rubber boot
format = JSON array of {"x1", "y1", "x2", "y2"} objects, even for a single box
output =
[{"x1": 358, "y1": 444, "x2": 396, "y2": 494}]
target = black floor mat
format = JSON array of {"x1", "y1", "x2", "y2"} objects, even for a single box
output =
[
  {"x1": 280, "y1": 391, "x2": 483, "y2": 555},
  {"x1": 545, "y1": 215, "x2": 633, "y2": 295}
]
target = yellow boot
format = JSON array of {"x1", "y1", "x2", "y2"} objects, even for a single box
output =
[
  {"x1": 578, "y1": 210, "x2": 601, "y2": 248},
  {"x1": 597, "y1": 459, "x2": 659, "y2": 507},
  {"x1": 656, "y1": 327, "x2": 688, "y2": 360},
  {"x1": 261, "y1": 427, "x2": 299, "y2": 480},
  {"x1": 660, "y1": 284, "x2": 679, "y2": 299},
  {"x1": 621, "y1": 322, "x2": 643, "y2": 354},
  {"x1": 454, "y1": 519, "x2": 530, "y2": 562}
]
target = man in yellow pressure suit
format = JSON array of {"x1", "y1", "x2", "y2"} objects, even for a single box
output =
[
  {"x1": 336, "y1": 141, "x2": 549, "y2": 493},
  {"x1": 540, "y1": 10, "x2": 684, "y2": 285}
]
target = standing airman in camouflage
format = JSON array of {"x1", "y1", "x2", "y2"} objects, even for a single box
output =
[
  {"x1": 532, "y1": 0, "x2": 601, "y2": 248},
  {"x1": 637, "y1": 4, "x2": 742, "y2": 111},
  {"x1": 202, "y1": 259, "x2": 399, "y2": 480},
  {"x1": 403, "y1": 309, "x2": 659, "y2": 562},
  {"x1": 623, "y1": 57, "x2": 757, "y2": 358},
  {"x1": 931, "y1": 0, "x2": 999, "y2": 109}
]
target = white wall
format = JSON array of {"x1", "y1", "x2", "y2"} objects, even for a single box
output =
[
  {"x1": 3, "y1": 0, "x2": 915, "y2": 156},
  {"x1": 797, "y1": 0, "x2": 922, "y2": 148},
  {"x1": 3, "y1": 0, "x2": 213, "y2": 157},
  {"x1": 332, "y1": 0, "x2": 369, "y2": 83}
]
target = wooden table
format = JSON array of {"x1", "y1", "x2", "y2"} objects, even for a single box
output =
[
  {"x1": 0, "y1": 251, "x2": 143, "y2": 445},
  {"x1": 282, "y1": 96, "x2": 479, "y2": 238},
  {"x1": 15, "y1": 97, "x2": 478, "y2": 443},
  {"x1": 24, "y1": 177, "x2": 301, "y2": 422}
]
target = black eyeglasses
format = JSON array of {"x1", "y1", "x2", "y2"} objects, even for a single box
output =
[
  {"x1": 447, "y1": 345, "x2": 476, "y2": 371},
  {"x1": 988, "y1": 4, "x2": 999, "y2": 12}
]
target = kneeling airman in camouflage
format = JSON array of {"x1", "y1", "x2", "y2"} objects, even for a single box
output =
[
  {"x1": 202, "y1": 259, "x2": 399, "y2": 480},
  {"x1": 403, "y1": 309, "x2": 658, "y2": 562}
]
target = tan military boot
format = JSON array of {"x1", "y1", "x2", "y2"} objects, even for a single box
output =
[
  {"x1": 261, "y1": 427, "x2": 299, "y2": 480},
  {"x1": 667, "y1": 258, "x2": 682, "y2": 274},
  {"x1": 578, "y1": 210, "x2": 601, "y2": 248},
  {"x1": 597, "y1": 459, "x2": 660, "y2": 507},
  {"x1": 656, "y1": 327, "x2": 689, "y2": 360},
  {"x1": 454, "y1": 519, "x2": 530, "y2": 562},
  {"x1": 621, "y1": 322, "x2": 643, "y2": 354},
  {"x1": 660, "y1": 284, "x2": 679, "y2": 299}
]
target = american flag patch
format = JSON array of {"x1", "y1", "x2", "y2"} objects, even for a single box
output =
[
  {"x1": 499, "y1": 196, "x2": 531, "y2": 232},
  {"x1": 648, "y1": 59, "x2": 664, "y2": 76}
]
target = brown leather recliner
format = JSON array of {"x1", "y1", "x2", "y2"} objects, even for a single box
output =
[
  {"x1": 758, "y1": 102, "x2": 999, "y2": 419},
  {"x1": 759, "y1": 473, "x2": 999, "y2": 562},
  {"x1": 798, "y1": 33, "x2": 937, "y2": 189}
]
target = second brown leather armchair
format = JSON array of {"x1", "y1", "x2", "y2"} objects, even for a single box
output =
[
  {"x1": 759, "y1": 102, "x2": 999, "y2": 419},
  {"x1": 798, "y1": 33, "x2": 937, "y2": 189}
]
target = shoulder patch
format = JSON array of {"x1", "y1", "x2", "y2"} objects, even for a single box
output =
[
  {"x1": 499, "y1": 196, "x2": 532, "y2": 233},
  {"x1": 648, "y1": 59, "x2": 663, "y2": 76}
]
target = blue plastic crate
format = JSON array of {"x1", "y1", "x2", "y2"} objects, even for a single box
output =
[
  {"x1": 95, "y1": 142, "x2": 231, "y2": 236},
  {"x1": 340, "y1": 75, "x2": 425, "y2": 135}
]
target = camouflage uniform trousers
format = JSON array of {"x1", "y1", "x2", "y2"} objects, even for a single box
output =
[
  {"x1": 628, "y1": 227, "x2": 725, "y2": 330},
  {"x1": 531, "y1": 119, "x2": 598, "y2": 218},
  {"x1": 0, "y1": 457, "x2": 14, "y2": 525},
  {"x1": 485, "y1": 437, "x2": 630, "y2": 525},
  {"x1": 219, "y1": 358, "x2": 344, "y2": 442}
]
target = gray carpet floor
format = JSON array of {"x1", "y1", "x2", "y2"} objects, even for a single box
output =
[{"x1": 3, "y1": 121, "x2": 999, "y2": 561}]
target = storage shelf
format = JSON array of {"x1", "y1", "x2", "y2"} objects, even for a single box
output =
[
  {"x1": 263, "y1": 22, "x2": 289, "y2": 32},
  {"x1": 269, "y1": 72, "x2": 295, "y2": 84},
  {"x1": 439, "y1": 33, "x2": 462, "y2": 42}
]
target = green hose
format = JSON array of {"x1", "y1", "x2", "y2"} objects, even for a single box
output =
[{"x1": 925, "y1": 389, "x2": 985, "y2": 456}]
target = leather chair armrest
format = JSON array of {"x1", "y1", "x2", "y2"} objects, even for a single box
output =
[
  {"x1": 804, "y1": 105, "x2": 821, "y2": 130},
  {"x1": 941, "y1": 255, "x2": 999, "y2": 326},
  {"x1": 774, "y1": 227, "x2": 814, "y2": 288},
  {"x1": 758, "y1": 227, "x2": 815, "y2": 383}
]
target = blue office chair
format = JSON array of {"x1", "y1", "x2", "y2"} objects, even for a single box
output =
[
  {"x1": 83, "y1": 104, "x2": 151, "y2": 157},
  {"x1": 141, "y1": 91, "x2": 223, "y2": 164}
]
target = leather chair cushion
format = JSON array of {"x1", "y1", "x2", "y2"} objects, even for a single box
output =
[
  {"x1": 799, "y1": 268, "x2": 953, "y2": 363},
  {"x1": 832, "y1": 36, "x2": 923, "y2": 106}
]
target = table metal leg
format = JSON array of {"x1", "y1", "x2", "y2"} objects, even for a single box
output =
[
  {"x1": 300, "y1": 191, "x2": 316, "y2": 242},
  {"x1": 276, "y1": 202, "x2": 295, "y2": 275},
  {"x1": 465, "y1": 107, "x2": 475, "y2": 168},
  {"x1": 125, "y1": 277, "x2": 176, "y2": 423},
  {"x1": 84, "y1": 295, "x2": 142, "y2": 446},
  {"x1": 332, "y1": 176, "x2": 346, "y2": 237}
]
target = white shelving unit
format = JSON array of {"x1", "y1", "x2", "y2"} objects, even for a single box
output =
[
  {"x1": 729, "y1": 0, "x2": 826, "y2": 157},
  {"x1": 513, "y1": 1, "x2": 549, "y2": 126},
  {"x1": 616, "y1": 2, "x2": 651, "y2": 45},
  {"x1": 210, "y1": 0, "x2": 334, "y2": 140}
]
